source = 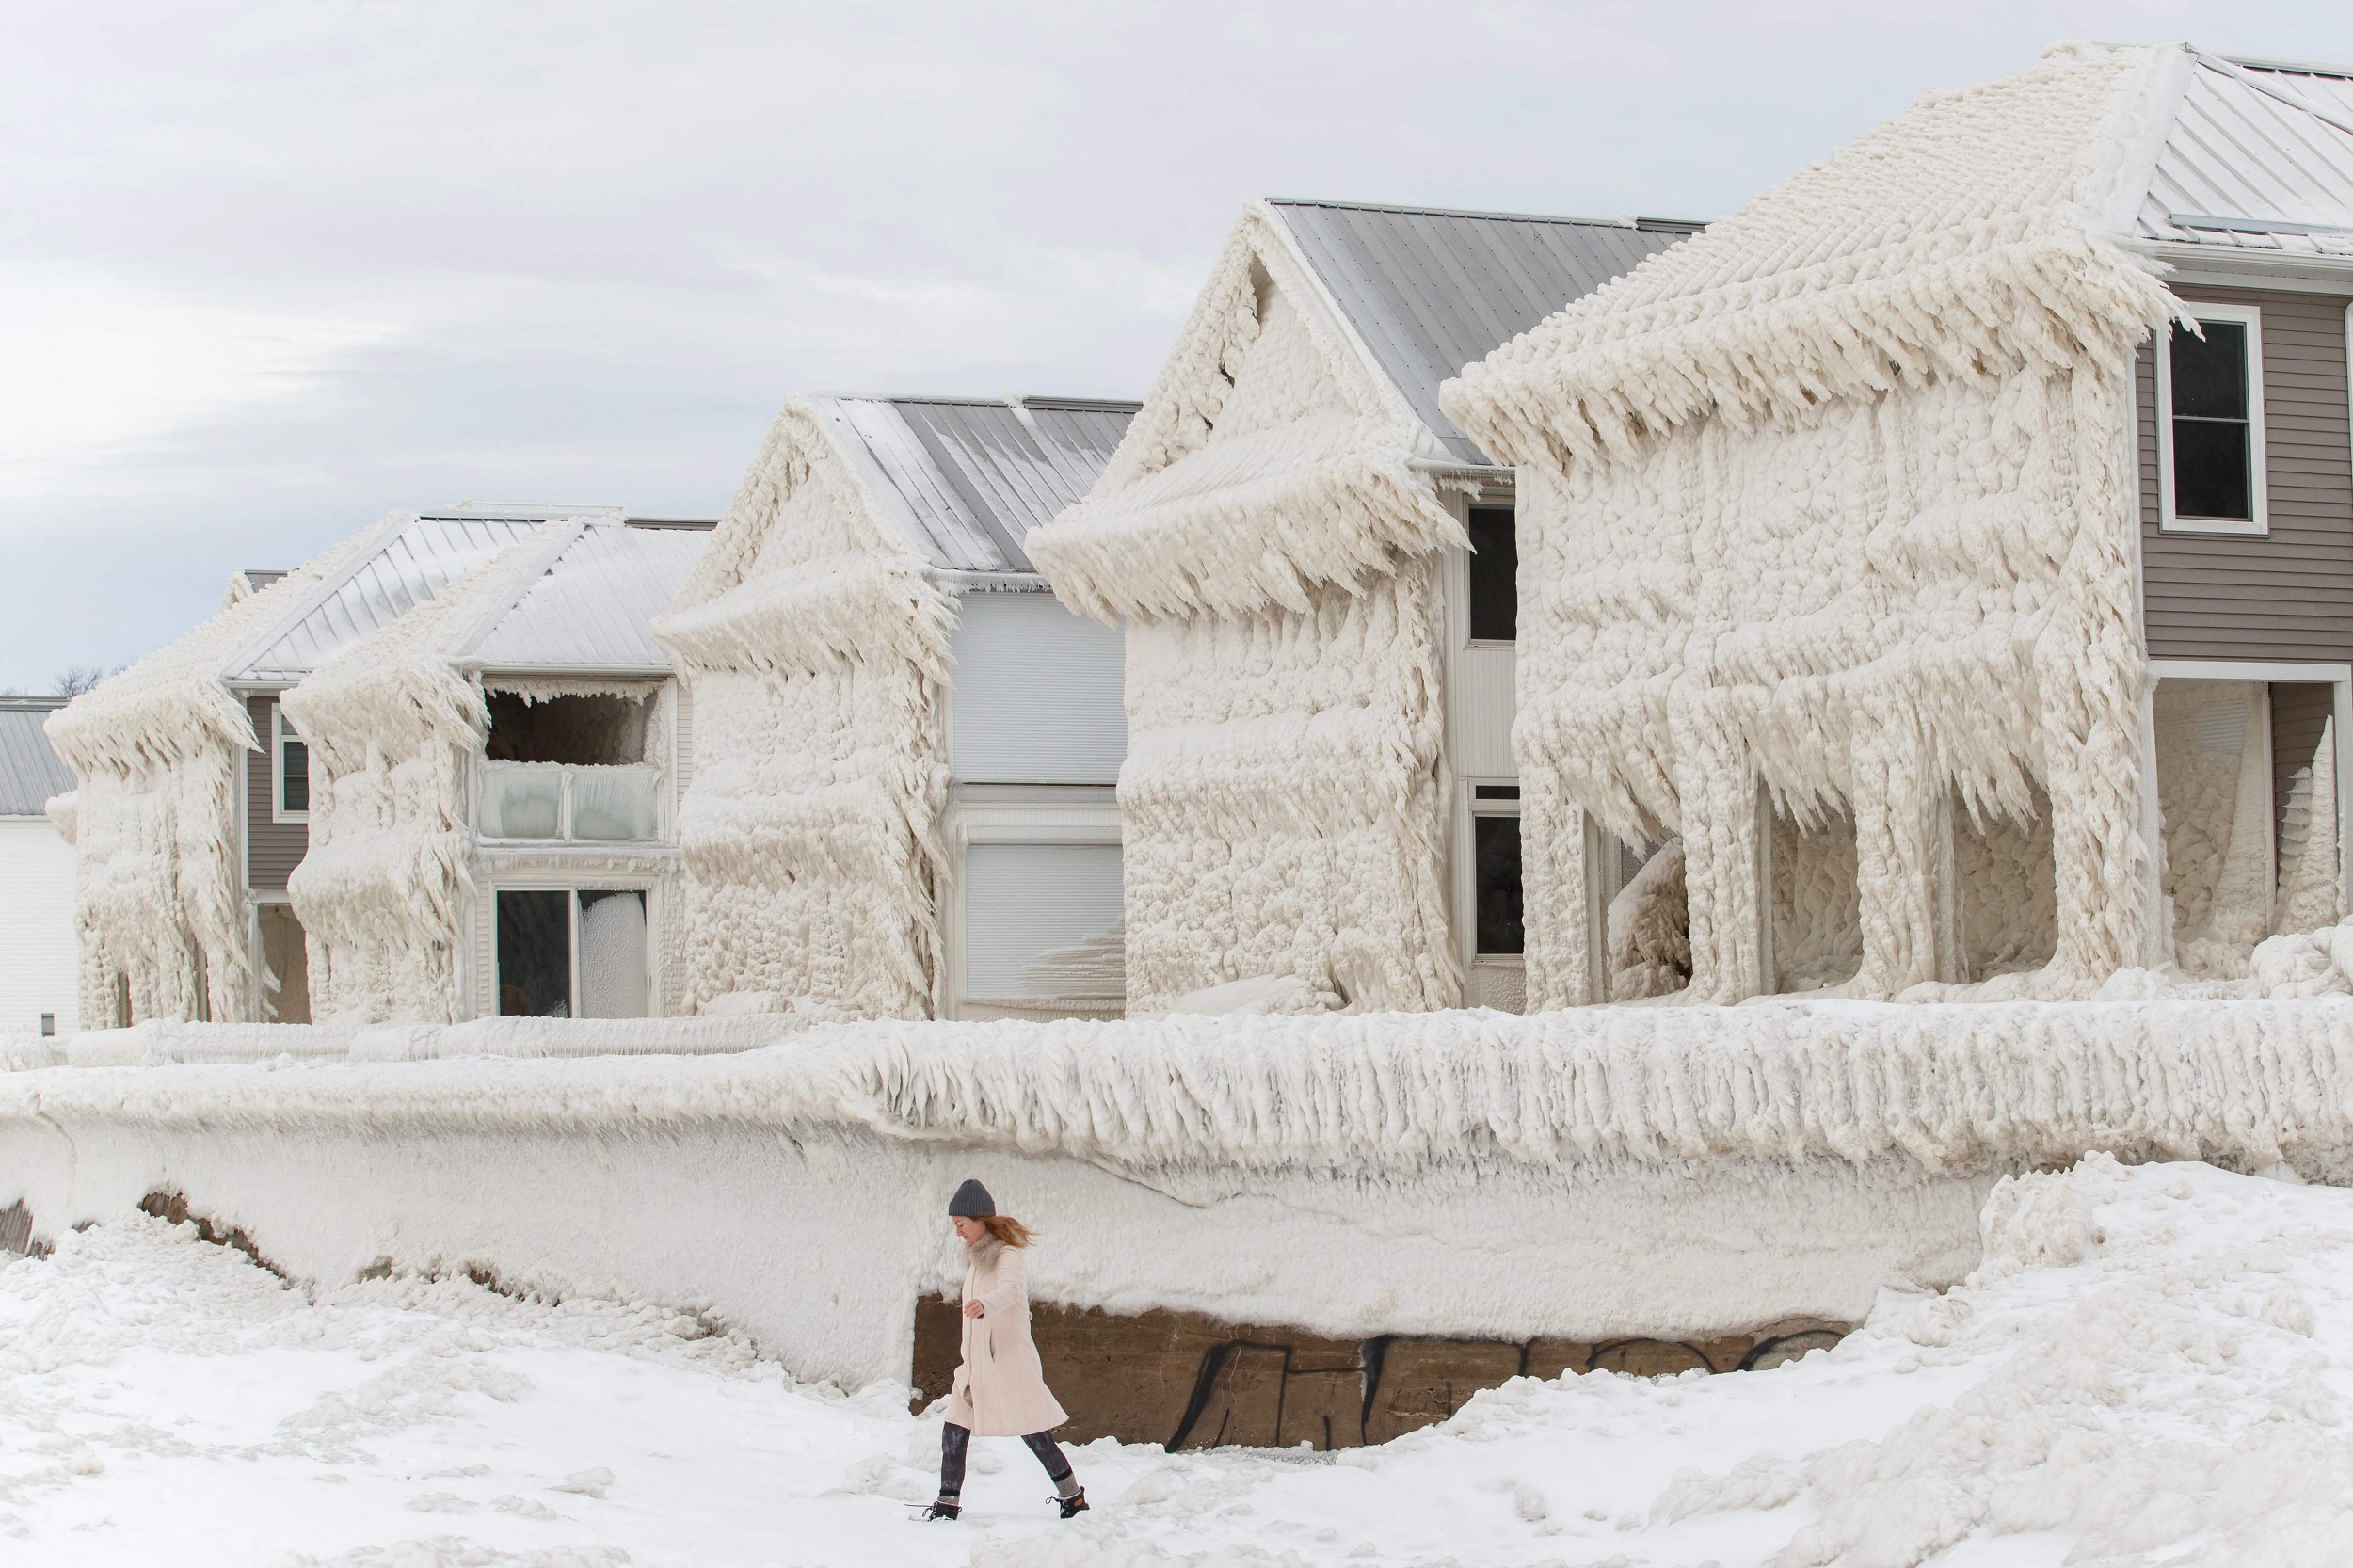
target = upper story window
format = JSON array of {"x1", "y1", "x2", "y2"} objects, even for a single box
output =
[
  {"x1": 1466, "y1": 504, "x2": 1516, "y2": 642},
  {"x1": 2157, "y1": 304, "x2": 2267, "y2": 535},
  {"x1": 272, "y1": 704, "x2": 310, "y2": 823}
]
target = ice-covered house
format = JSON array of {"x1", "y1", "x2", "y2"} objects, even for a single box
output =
[
  {"x1": 1444, "y1": 44, "x2": 2353, "y2": 1005},
  {"x1": 46, "y1": 506, "x2": 707, "y2": 1028},
  {"x1": 650, "y1": 395, "x2": 1134, "y2": 1023},
  {"x1": 281, "y1": 512, "x2": 709, "y2": 1024},
  {"x1": 0, "y1": 699, "x2": 80, "y2": 1038},
  {"x1": 1026, "y1": 199, "x2": 1693, "y2": 1014}
]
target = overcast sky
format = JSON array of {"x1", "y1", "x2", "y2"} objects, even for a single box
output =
[{"x1": 0, "y1": 1, "x2": 2341, "y2": 692}]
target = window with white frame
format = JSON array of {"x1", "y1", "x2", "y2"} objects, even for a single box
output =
[
  {"x1": 272, "y1": 703, "x2": 310, "y2": 822},
  {"x1": 2157, "y1": 303, "x2": 2267, "y2": 534},
  {"x1": 494, "y1": 888, "x2": 649, "y2": 1018},
  {"x1": 1470, "y1": 784, "x2": 1524, "y2": 956},
  {"x1": 1465, "y1": 504, "x2": 1516, "y2": 643},
  {"x1": 958, "y1": 840, "x2": 1124, "y2": 1011}
]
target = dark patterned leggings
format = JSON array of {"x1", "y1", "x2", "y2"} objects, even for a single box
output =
[{"x1": 937, "y1": 1422, "x2": 1075, "y2": 1501}]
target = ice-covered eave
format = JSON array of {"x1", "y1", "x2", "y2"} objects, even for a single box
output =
[
  {"x1": 1443, "y1": 224, "x2": 2181, "y2": 473},
  {"x1": 2119, "y1": 235, "x2": 2353, "y2": 289}
]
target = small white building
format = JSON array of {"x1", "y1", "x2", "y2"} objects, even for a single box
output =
[{"x1": 0, "y1": 698, "x2": 78, "y2": 1037}]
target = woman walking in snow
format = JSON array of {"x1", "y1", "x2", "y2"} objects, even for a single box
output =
[{"x1": 919, "y1": 1179, "x2": 1087, "y2": 1522}]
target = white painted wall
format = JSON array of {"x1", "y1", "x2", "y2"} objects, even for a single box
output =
[
  {"x1": 0, "y1": 816, "x2": 78, "y2": 1035},
  {"x1": 948, "y1": 589, "x2": 1125, "y2": 785}
]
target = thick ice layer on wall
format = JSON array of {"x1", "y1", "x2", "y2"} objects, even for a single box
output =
[
  {"x1": 1121, "y1": 567, "x2": 1456, "y2": 1013},
  {"x1": 652, "y1": 407, "x2": 952, "y2": 1019},
  {"x1": 1029, "y1": 203, "x2": 1463, "y2": 1014},
  {"x1": 8, "y1": 998, "x2": 2353, "y2": 1391},
  {"x1": 1444, "y1": 45, "x2": 2181, "y2": 1008},
  {"x1": 282, "y1": 535, "x2": 570, "y2": 1025},
  {"x1": 43, "y1": 527, "x2": 391, "y2": 1026}
]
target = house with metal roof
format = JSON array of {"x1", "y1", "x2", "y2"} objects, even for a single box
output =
[
  {"x1": 651, "y1": 394, "x2": 1135, "y2": 1023},
  {"x1": 1442, "y1": 42, "x2": 2353, "y2": 1007},
  {"x1": 0, "y1": 698, "x2": 78, "y2": 1038},
  {"x1": 1025, "y1": 197, "x2": 1693, "y2": 1016},
  {"x1": 278, "y1": 514, "x2": 710, "y2": 1025},
  {"x1": 46, "y1": 506, "x2": 710, "y2": 1029}
]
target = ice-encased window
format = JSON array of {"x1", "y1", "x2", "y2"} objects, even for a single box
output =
[
  {"x1": 569, "y1": 766, "x2": 662, "y2": 841},
  {"x1": 480, "y1": 762, "x2": 661, "y2": 841},
  {"x1": 483, "y1": 765, "x2": 564, "y2": 839},
  {"x1": 961, "y1": 842, "x2": 1123, "y2": 1002},
  {"x1": 495, "y1": 888, "x2": 648, "y2": 1018}
]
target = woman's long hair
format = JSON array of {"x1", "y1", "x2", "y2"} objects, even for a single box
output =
[{"x1": 981, "y1": 1214, "x2": 1034, "y2": 1248}]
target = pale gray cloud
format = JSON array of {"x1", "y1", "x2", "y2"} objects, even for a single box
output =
[{"x1": 0, "y1": 0, "x2": 2333, "y2": 690}]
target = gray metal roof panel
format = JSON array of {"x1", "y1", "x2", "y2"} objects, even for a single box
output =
[
  {"x1": 2138, "y1": 56, "x2": 2353, "y2": 252},
  {"x1": 468, "y1": 522, "x2": 711, "y2": 673},
  {"x1": 822, "y1": 396, "x2": 1137, "y2": 572},
  {"x1": 1269, "y1": 200, "x2": 1691, "y2": 461},
  {"x1": 0, "y1": 699, "x2": 73, "y2": 816},
  {"x1": 235, "y1": 516, "x2": 542, "y2": 680}
]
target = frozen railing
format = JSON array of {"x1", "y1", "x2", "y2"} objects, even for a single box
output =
[{"x1": 480, "y1": 761, "x2": 664, "y2": 842}]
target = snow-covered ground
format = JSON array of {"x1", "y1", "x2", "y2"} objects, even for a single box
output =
[{"x1": 4, "y1": 1156, "x2": 2348, "y2": 1566}]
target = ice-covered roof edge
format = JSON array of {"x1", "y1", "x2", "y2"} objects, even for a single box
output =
[{"x1": 801, "y1": 392, "x2": 1142, "y2": 580}]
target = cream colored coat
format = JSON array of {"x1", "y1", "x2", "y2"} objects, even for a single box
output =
[{"x1": 943, "y1": 1237, "x2": 1068, "y2": 1436}]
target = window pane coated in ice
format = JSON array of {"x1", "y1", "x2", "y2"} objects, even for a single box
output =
[
  {"x1": 483, "y1": 766, "x2": 563, "y2": 839},
  {"x1": 2173, "y1": 418, "x2": 2252, "y2": 520},
  {"x1": 496, "y1": 890, "x2": 570, "y2": 1016},
  {"x1": 577, "y1": 889, "x2": 648, "y2": 1019},
  {"x1": 569, "y1": 765, "x2": 661, "y2": 841},
  {"x1": 1467, "y1": 505, "x2": 1517, "y2": 642},
  {"x1": 1475, "y1": 814, "x2": 1525, "y2": 955},
  {"x1": 963, "y1": 842, "x2": 1123, "y2": 999},
  {"x1": 2170, "y1": 320, "x2": 2248, "y2": 419}
]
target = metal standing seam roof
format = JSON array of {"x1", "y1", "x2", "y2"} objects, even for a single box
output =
[
  {"x1": 813, "y1": 395, "x2": 1138, "y2": 573},
  {"x1": 465, "y1": 520, "x2": 712, "y2": 673},
  {"x1": 2137, "y1": 53, "x2": 2353, "y2": 253},
  {"x1": 232, "y1": 514, "x2": 562, "y2": 682},
  {"x1": 0, "y1": 698, "x2": 73, "y2": 816},
  {"x1": 1267, "y1": 200, "x2": 1700, "y2": 464}
]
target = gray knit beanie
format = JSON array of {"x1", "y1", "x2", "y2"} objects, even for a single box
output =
[{"x1": 948, "y1": 1178, "x2": 995, "y2": 1218}]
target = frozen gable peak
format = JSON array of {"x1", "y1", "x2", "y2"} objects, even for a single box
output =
[
  {"x1": 1443, "y1": 42, "x2": 2182, "y2": 472},
  {"x1": 1026, "y1": 199, "x2": 1462, "y2": 625}
]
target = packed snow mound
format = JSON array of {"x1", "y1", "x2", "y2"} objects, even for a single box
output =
[
  {"x1": 969, "y1": 1158, "x2": 2353, "y2": 1567},
  {"x1": 10, "y1": 1159, "x2": 2353, "y2": 1564}
]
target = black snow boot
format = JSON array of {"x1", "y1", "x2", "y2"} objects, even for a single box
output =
[
  {"x1": 916, "y1": 1499, "x2": 961, "y2": 1522},
  {"x1": 1055, "y1": 1487, "x2": 1089, "y2": 1519}
]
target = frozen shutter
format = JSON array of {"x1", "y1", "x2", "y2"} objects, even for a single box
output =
[
  {"x1": 949, "y1": 592, "x2": 1125, "y2": 784},
  {"x1": 961, "y1": 841, "x2": 1123, "y2": 1001}
]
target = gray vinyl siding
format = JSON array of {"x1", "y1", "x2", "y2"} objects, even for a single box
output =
[
  {"x1": 245, "y1": 696, "x2": 308, "y2": 892},
  {"x1": 2272, "y1": 680, "x2": 2337, "y2": 858},
  {"x1": 2138, "y1": 285, "x2": 2353, "y2": 662}
]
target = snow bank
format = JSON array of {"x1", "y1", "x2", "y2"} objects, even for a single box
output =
[{"x1": 13, "y1": 1154, "x2": 2353, "y2": 1563}]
